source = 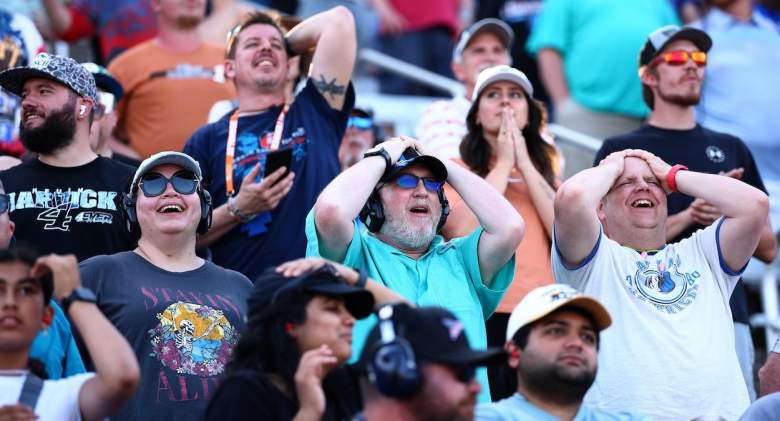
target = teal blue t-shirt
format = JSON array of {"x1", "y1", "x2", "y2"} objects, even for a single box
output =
[
  {"x1": 305, "y1": 211, "x2": 515, "y2": 402},
  {"x1": 526, "y1": 0, "x2": 679, "y2": 117}
]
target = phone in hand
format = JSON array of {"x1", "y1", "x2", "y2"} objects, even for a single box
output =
[{"x1": 263, "y1": 148, "x2": 293, "y2": 184}]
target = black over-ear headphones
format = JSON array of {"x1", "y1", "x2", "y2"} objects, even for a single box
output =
[
  {"x1": 123, "y1": 187, "x2": 213, "y2": 236},
  {"x1": 366, "y1": 304, "x2": 420, "y2": 399},
  {"x1": 359, "y1": 187, "x2": 449, "y2": 233}
]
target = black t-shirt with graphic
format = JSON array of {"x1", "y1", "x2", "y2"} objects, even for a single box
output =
[
  {"x1": 596, "y1": 124, "x2": 767, "y2": 323},
  {"x1": 80, "y1": 251, "x2": 253, "y2": 421},
  {"x1": 0, "y1": 156, "x2": 135, "y2": 260}
]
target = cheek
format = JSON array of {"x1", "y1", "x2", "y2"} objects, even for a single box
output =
[{"x1": 513, "y1": 103, "x2": 529, "y2": 127}]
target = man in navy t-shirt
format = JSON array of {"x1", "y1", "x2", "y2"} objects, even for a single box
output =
[{"x1": 184, "y1": 8, "x2": 356, "y2": 280}]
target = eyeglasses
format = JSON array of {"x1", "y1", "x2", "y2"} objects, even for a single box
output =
[
  {"x1": 391, "y1": 174, "x2": 443, "y2": 192},
  {"x1": 348, "y1": 116, "x2": 373, "y2": 130},
  {"x1": 650, "y1": 50, "x2": 707, "y2": 68},
  {"x1": 448, "y1": 364, "x2": 476, "y2": 384},
  {"x1": 0, "y1": 194, "x2": 8, "y2": 213},
  {"x1": 139, "y1": 171, "x2": 199, "y2": 197}
]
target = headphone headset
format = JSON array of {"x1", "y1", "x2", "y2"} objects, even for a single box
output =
[
  {"x1": 122, "y1": 183, "x2": 213, "y2": 236},
  {"x1": 79, "y1": 105, "x2": 87, "y2": 116},
  {"x1": 359, "y1": 186, "x2": 449, "y2": 233},
  {"x1": 366, "y1": 305, "x2": 420, "y2": 399}
]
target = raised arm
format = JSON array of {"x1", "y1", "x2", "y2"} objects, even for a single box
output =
[
  {"x1": 631, "y1": 150, "x2": 769, "y2": 272},
  {"x1": 554, "y1": 151, "x2": 626, "y2": 266},
  {"x1": 31, "y1": 255, "x2": 139, "y2": 421},
  {"x1": 314, "y1": 138, "x2": 416, "y2": 261},
  {"x1": 435, "y1": 149, "x2": 525, "y2": 284},
  {"x1": 537, "y1": 49, "x2": 569, "y2": 108},
  {"x1": 286, "y1": 6, "x2": 356, "y2": 110},
  {"x1": 41, "y1": 0, "x2": 73, "y2": 36}
]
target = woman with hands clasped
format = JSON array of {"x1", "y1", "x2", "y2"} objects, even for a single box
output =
[
  {"x1": 204, "y1": 257, "x2": 405, "y2": 421},
  {"x1": 441, "y1": 65, "x2": 560, "y2": 399}
]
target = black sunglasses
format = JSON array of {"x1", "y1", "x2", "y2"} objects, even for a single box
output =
[
  {"x1": 139, "y1": 171, "x2": 198, "y2": 197},
  {"x1": 449, "y1": 363, "x2": 476, "y2": 384},
  {"x1": 0, "y1": 194, "x2": 8, "y2": 213}
]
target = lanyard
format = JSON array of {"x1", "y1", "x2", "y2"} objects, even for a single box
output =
[{"x1": 224, "y1": 105, "x2": 288, "y2": 197}]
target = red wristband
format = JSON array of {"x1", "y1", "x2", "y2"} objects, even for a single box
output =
[{"x1": 666, "y1": 164, "x2": 688, "y2": 193}]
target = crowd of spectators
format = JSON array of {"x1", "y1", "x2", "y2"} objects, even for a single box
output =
[{"x1": 1, "y1": 0, "x2": 780, "y2": 420}]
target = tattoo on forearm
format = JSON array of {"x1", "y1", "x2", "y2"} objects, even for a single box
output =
[{"x1": 313, "y1": 74, "x2": 346, "y2": 100}]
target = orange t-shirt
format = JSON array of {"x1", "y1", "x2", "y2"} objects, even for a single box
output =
[
  {"x1": 442, "y1": 159, "x2": 554, "y2": 314},
  {"x1": 109, "y1": 40, "x2": 235, "y2": 158}
]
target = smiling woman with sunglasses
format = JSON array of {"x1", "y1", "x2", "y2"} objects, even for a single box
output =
[{"x1": 78, "y1": 151, "x2": 254, "y2": 421}]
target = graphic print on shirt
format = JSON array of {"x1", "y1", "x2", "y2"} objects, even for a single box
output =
[
  {"x1": 705, "y1": 145, "x2": 726, "y2": 163},
  {"x1": 148, "y1": 301, "x2": 239, "y2": 377},
  {"x1": 8, "y1": 188, "x2": 120, "y2": 231},
  {"x1": 233, "y1": 126, "x2": 308, "y2": 236},
  {"x1": 623, "y1": 249, "x2": 701, "y2": 314}
]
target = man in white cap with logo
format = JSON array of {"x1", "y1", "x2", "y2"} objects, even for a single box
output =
[
  {"x1": 416, "y1": 18, "x2": 514, "y2": 159},
  {"x1": 476, "y1": 284, "x2": 648, "y2": 420},
  {"x1": 0, "y1": 52, "x2": 136, "y2": 261}
]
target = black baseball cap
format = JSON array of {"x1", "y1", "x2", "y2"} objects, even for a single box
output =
[
  {"x1": 358, "y1": 304, "x2": 506, "y2": 369},
  {"x1": 383, "y1": 147, "x2": 448, "y2": 183},
  {"x1": 249, "y1": 264, "x2": 375, "y2": 319},
  {"x1": 639, "y1": 25, "x2": 712, "y2": 68}
]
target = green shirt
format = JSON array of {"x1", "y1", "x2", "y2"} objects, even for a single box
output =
[
  {"x1": 527, "y1": 0, "x2": 679, "y2": 117},
  {"x1": 305, "y1": 211, "x2": 515, "y2": 402}
]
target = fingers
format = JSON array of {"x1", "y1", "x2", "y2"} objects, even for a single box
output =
[
  {"x1": 241, "y1": 163, "x2": 262, "y2": 184},
  {"x1": 0, "y1": 404, "x2": 37, "y2": 420},
  {"x1": 297, "y1": 345, "x2": 338, "y2": 378},
  {"x1": 720, "y1": 167, "x2": 744, "y2": 179},
  {"x1": 276, "y1": 257, "x2": 326, "y2": 277}
]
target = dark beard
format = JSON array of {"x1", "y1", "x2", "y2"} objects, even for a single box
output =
[
  {"x1": 176, "y1": 15, "x2": 202, "y2": 29},
  {"x1": 19, "y1": 102, "x2": 77, "y2": 155},
  {"x1": 519, "y1": 360, "x2": 595, "y2": 406}
]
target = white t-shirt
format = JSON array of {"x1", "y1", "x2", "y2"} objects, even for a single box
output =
[
  {"x1": 415, "y1": 95, "x2": 471, "y2": 160},
  {"x1": 552, "y1": 221, "x2": 749, "y2": 421},
  {"x1": 0, "y1": 372, "x2": 94, "y2": 420}
]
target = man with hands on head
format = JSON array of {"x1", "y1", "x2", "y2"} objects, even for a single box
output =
[
  {"x1": 307, "y1": 136, "x2": 524, "y2": 401},
  {"x1": 0, "y1": 250, "x2": 138, "y2": 421},
  {"x1": 553, "y1": 148, "x2": 768, "y2": 420}
]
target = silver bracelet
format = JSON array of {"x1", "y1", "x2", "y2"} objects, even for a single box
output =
[{"x1": 227, "y1": 195, "x2": 255, "y2": 223}]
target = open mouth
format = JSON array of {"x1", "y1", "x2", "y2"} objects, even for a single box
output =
[
  {"x1": 157, "y1": 204, "x2": 184, "y2": 214},
  {"x1": 23, "y1": 111, "x2": 44, "y2": 124},
  {"x1": 631, "y1": 199, "x2": 654, "y2": 209},
  {"x1": 409, "y1": 205, "x2": 430, "y2": 215}
]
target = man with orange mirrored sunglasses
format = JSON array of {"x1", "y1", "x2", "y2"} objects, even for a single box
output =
[{"x1": 593, "y1": 24, "x2": 777, "y2": 418}]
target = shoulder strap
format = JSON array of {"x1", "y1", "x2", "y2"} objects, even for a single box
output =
[{"x1": 18, "y1": 373, "x2": 44, "y2": 409}]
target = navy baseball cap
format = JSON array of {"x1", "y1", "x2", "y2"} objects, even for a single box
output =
[{"x1": 383, "y1": 147, "x2": 448, "y2": 183}]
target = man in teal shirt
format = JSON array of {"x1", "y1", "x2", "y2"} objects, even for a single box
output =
[{"x1": 306, "y1": 137, "x2": 524, "y2": 401}]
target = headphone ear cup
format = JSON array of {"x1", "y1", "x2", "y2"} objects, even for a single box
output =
[
  {"x1": 197, "y1": 189, "x2": 213, "y2": 235},
  {"x1": 437, "y1": 190, "x2": 449, "y2": 231},
  {"x1": 359, "y1": 190, "x2": 385, "y2": 232},
  {"x1": 122, "y1": 193, "x2": 141, "y2": 239},
  {"x1": 368, "y1": 338, "x2": 420, "y2": 399}
]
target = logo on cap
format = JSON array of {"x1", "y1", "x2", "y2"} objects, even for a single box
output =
[{"x1": 442, "y1": 318, "x2": 464, "y2": 341}]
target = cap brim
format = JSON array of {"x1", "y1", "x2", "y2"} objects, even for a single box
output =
[
  {"x1": 385, "y1": 155, "x2": 448, "y2": 182},
  {"x1": 427, "y1": 347, "x2": 507, "y2": 367},
  {"x1": 307, "y1": 283, "x2": 375, "y2": 319},
  {"x1": 0, "y1": 67, "x2": 64, "y2": 98},
  {"x1": 468, "y1": 19, "x2": 514, "y2": 50},
  {"x1": 473, "y1": 71, "x2": 534, "y2": 102},
  {"x1": 93, "y1": 73, "x2": 124, "y2": 102}
]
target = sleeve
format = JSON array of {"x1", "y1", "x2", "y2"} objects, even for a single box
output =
[
  {"x1": 474, "y1": 403, "x2": 506, "y2": 421},
  {"x1": 183, "y1": 126, "x2": 213, "y2": 184},
  {"x1": 203, "y1": 375, "x2": 276, "y2": 420},
  {"x1": 458, "y1": 228, "x2": 515, "y2": 319},
  {"x1": 305, "y1": 209, "x2": 362, "y2": 263},
  {"x1": 526, "y1": 0, "x2": 570, "y2": 55},
  {"x1": 694, "y1": 219, "x2": 742, "y2": 292},
  {"x1": 58, "y1": 3, "x2": 96, "y2": 42},
  {"x1": 79, "y1": 256, "x2": 110, "y2": 300},
  {"x1": 551, "y1": 226, "x2": 604, "y2": 290}
]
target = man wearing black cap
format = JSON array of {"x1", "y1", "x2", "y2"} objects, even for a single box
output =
[
  {"x1": 356, "y1": 303, "x2": 505, "y2": 421},
  {"x1": 308, "y1": 136, "x2": 524, "y2": 401},
  {"x1": 416, "y1": 18, "x2": 514, "y2": 160},
  {"x1": 0, "y1": 52, "x2": 135, "y2": 262},
  {"x1": 594, "y1": 24, "x2": 777, "y2": 402},
  {"x1": 79, "y1": 151, "x2": 252, "y2": 421},
  {"x1": 0, "y1": 249, "x2": 138, "y2": 419}
]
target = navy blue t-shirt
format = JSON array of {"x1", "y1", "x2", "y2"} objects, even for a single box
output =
[
  {"x1": 596, "y1": 124, "x2": 767, "y2": 323},
  {"x1": 184, "y1": 79, "x2": 354, "y2": 280}
]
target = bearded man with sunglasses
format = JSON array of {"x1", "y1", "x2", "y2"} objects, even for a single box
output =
[
  {"x1": 308, "y1": 137, "x2": 524, "y2": 402},
  {"x1": 595, "y1": 25, "x2": 777, "y2": 403},
  {"x1": 79, "y1": 151, "x2": 252, "y2": 421}
]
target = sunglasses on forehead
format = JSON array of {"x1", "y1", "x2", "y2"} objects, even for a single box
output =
[
  {"x1": 138, "y1": 171, "x2": 199, "y2": 197},
  {"x1": 390, "y1": 174, "x2": 444, "y2": 193},
  {"x1": 650, "y1": 50, "x2": 707, "y2": 68},
  {"x1": 0, "y1": 194, "x2": 8, "y2": 213}
]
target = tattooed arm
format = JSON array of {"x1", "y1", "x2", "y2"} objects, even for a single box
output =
[{"x1": 285, "y1": 6, "x2": 356, "y2": 110}]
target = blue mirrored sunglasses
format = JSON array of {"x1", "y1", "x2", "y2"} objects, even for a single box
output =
[
  {"x1": 348, "y1": 116, "x2": 373, "y2": 130},
  {"x1": 0, "y1": 194, "x2": 8, "y2": 213},
  {"x1": 392, "y1": 173, "x2": 443, "y2": 192}
]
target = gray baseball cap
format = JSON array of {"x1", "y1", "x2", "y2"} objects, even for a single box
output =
[
  {"x1": 639, "y1": 25, "x2": 712, "y2": 68},
  {"x1": 0, "y1": 53, "x2": 98, "y2": 102},
  {"x1": 130, "y1": 151, "x2": 203, "y2": 197},
  {"x1": 452, "y1": 18, "x2": 514, "y2": 63}
]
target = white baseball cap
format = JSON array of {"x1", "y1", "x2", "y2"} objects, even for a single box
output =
[
  {"x1": 506, "y1": 284, "x2": 612, "y2": 342},
  {"x1": 471, "y1": 64, "x2": 533, "y2": 102}
]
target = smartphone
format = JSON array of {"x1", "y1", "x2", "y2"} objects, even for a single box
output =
[{"x1": 263, "y1": 148, "x2": 292, "y2": 184}]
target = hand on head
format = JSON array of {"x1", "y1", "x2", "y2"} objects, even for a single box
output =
[
  {"x1": 29, "y1": 254, "x2": 81, "y2": 301},
  {"x1": 275, "y1": 257, "x2": 360, "y2": 286},
  {"x1": 379, "y1": 136, "x2": 419, "y2": 164},
  {"x1": 599, "y1": 149, "x2": 673, "y2": 193}
]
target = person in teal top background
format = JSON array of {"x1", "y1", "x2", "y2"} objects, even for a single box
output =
[
  {"x1": 30, "y1": 300, "x2": 86, "y2": 379},
  {"x1": 305, "y1": 137, "x2": 524, "y2": 401}
]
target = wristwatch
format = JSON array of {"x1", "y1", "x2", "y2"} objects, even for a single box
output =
[
  {"x1": 227, "y1": 195, "x2": 255, "y2": 223},
  {"x1": 61, "y1": 287, "x2": 97, "y2": 313},
  {"x1": 363, "y1": 146, "x2": 392, "y2": 179}
]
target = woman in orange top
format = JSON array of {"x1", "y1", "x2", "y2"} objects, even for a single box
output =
[{"x1": 441, "y1": 65, "x2": 560, "y2": 400}]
